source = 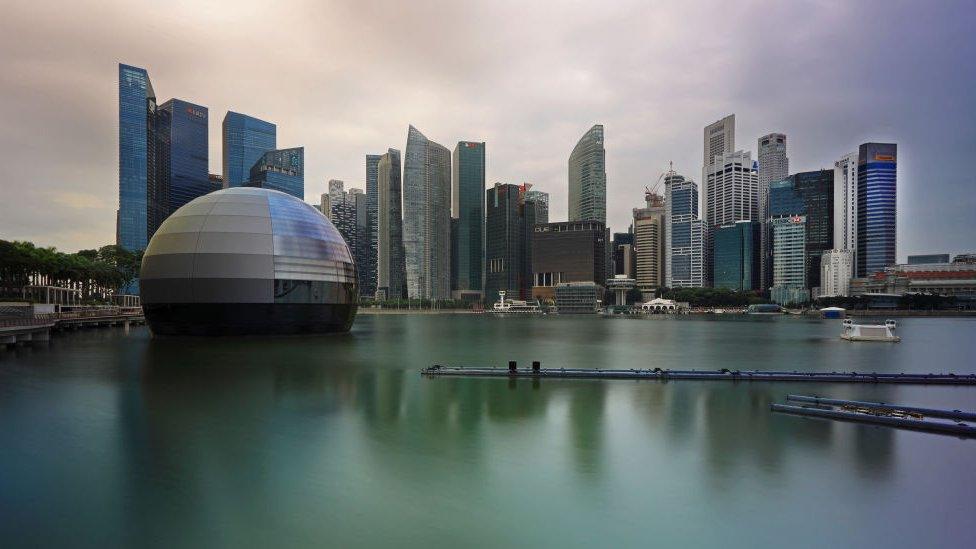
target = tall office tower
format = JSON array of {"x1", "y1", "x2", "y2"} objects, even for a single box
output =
[
  {"x1": 833, "y1": 152, "x2": 859, "y2": 265},
  {"x1": 713, "y1": 221, "x2": 760, "y2": 291},
  {"x1": 856, "y1": 143, "x2": 897, "y2": 277},
  {"x1": 352, "y1": 189, "x2": 369, "y2": 296},
  {"x1": 158, "y1": 99, "x2": 210, "y2": 216},
  {"x1": 327, "y1": 180, "x2": 358, "y2": 250},
  {"x1": 568, "y1": 124, "x2": 607, "y2": 224},
  {"x1": 403, "y1": 126, "x2": 452, "y2": 300},
  {"x1": 364, "y1": 154, "x2": 381, "y2": 297},
  {"x1": 118, "y1": 63, "x2": 159, "y2": 251},
  {"x1": 770, "y1": 216, "x2": 809, "y2": 305},
  {"x1": 375, "y1": 149, "x2": 407, "y2": 299},
  {"x1": 222, "y1": 112, "x2": 276, "y2": 188},
  {"x1": 531, "y1": 221, "x2": 608, "y2": 302},
  {"x1": 452, "y1": 141, "x2": 486, "y2": 299},
  {"x1": 702, "y1": 114, "x2": 735, "y2": 220},
  {"x1": 665, "y1": 175, "x2": 706, "y2": 287},
  {"x1": 484, "y1": 183, "x2": 523, "y2": 304},
  {"x1": 821, "y1": 249, "x2": 854, "y2": 297},
  {"x1": 612, "y1": 232, "x2": 635, "y2": 278},
  {"x1": 704, "y1": 150, "x2": 758, "y2": 285},
  {"x1": 765, "y1": 170, "x2": 834, "y2": 292},
  {"x1": 758, "y1": 133, "x2": 789, "y2": 291},
  {"x1": 521, "y1": 186, "x2": 549, "y2": 300},
  {"x1": 247, "y1": 147, "x2": 304, "y2": 199},
  {"x1": 320, "y1": 192, "x2": 331, "y2": 219},
  {"x1": 633, "y1": 191, "x2": 666, "y2": 292}
]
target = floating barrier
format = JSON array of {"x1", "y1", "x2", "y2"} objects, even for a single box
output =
[
  {"x1": 785, "y1": 395, "x2": 976, "y2": 422},
  {"x1": 421, "y1": 363, "x2": 976, "y2": 385},
  {"x1": 770, "y1": 403, "x2": 976, "y2": 438}
]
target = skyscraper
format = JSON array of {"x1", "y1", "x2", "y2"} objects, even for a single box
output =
[
  {"x1": 403, "y1": 126, "x2": 452, "y2": 300},
  {"x1": 452, "y1": 141, "x2": 485, "y2": 299},
  {"x1": 821, "y1": 249, "x2": 854, "y2": 297},
  {"x1": 522, "y1": 186, "x2": 549, "y2": 301},
  {"x1": 568, "y1": 124, "x2": 606, "y2": 224},
  {"x1": 531, "y1": 221, "x2": 608, "y2": 302},
  {"x1": 856, "y1": 143, "x2": 897, "y2": 277},
  {"x1": 770, "y1": 216, "x2": 809, "y2": 305},
  {"x1": 665, "y1": 175, "x2": 706, "y2": 288},
  {"x1": 704, "y1": 150, "x2": 759, "y2": 227},
  {"x1": 765, "y1": 170, "x2": 834, "y2": 292},
  {"x1": 633, "y1": 191, "x2": 666, "y2": 293},
  {"x1": 327, "y1": 180, "x2": 357, "y2": 250},
  {"x1": 758, "y1": 133, "x2": 789, "y2": 291},
  {"x1": 713, "y1": 221, "x2": 760, "y2": 291},
  {"x1": 375, "y1": 149, "x2": 407, "y2": 300},
  {"x1": 248, "y1": 147, "x2": 304, "y2": 199},
  {"x1": 117, "y1": 63, "x2": 158, "y2": 251},
  {"x1": 222, "y1": 112, "x2": 276, "y2": 188},
  {"x1": 364, "y1": 154, "x2": 381, "y2": 298},
  {"x1": 833, "y1": 152, "x2": 859, "y2": 266},
  {"x1": 484, "y1": 183, "x2": 522, "y2": 304},
  {"x1": 702, "y1": 114, "x2": 735, "y2": 220},
  {"x1": 158, "y1": 99, "x2": 210, "y2": 216}
]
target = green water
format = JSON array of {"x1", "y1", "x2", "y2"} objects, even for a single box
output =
[{"x1": 1, "y1": 314, "x2": 974, "y2": 548}]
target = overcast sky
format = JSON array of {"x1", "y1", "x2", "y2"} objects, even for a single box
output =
[{"x1": 1, "y1": 0, "x2": 973, "y2": 259}]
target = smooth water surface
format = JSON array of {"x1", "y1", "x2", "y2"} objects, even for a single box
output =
[{"x1": 1, "y1": 315, "x2": 975, "y2": 548}]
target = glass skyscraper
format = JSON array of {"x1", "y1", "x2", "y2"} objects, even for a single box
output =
[
  {"x1": 117, "y1": 63, "x2": 158, "y2": 251},
  {"x1": 484, "y1": 183, "x2": 522, "y2": 304},
  {"x1": 713, "y1": 221, "x2": 760, "y2": 291},
  {"x1": 770, "y1": 216, "x2": 809, "y2": 305},
  {"x1": 248, "y1": 147, "x2": 304, "y2": 199},
  {"x1": 158, "y1": 99, "x2": 210, "y2": 215},
  {"x1": 364, "y1": 154, "x2": 382, "y2": 298},
  {"x1": 665, "y1": 175, "x2": 706, "y2": 287},
  {"x1": 568, "y1": 124, "x2": 606, "y2": 224},
  {"x1": 765, "y1": 170, "x2": 834, "y2": 291},
  {"x1": 376, "y1": 149, "x2": 407, "y2": 300},
  {"x1": 856, "y1": 143, "x2": 897, "y2": 277},
  {"x1": 452, "y1": 141, "x2": 485, "y2": 297},
  {"x1": 403, "y1": 126, "x2": 451, "y2": 300},
  {"x1": 222, "y1": 112, "x2": 276, "y2": 188}
]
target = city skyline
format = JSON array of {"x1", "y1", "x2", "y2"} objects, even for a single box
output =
[{"x1": 1, "y1": 1, "x2": 974, "y2": 258}]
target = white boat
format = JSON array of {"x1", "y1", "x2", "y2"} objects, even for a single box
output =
[
  {"x1": 487, "y1": 291, "x2": 543, "y2": 314},
  {"x1": 840, "y1": 319, "x2": 900, "y2": 342}
]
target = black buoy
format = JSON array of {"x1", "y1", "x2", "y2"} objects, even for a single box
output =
[
  {"x1": 532, "y1": 361, "x2": 541, "y2": 372},
  {"x1": 509, "y1": 360, "x2": 517, "y2": 373}
]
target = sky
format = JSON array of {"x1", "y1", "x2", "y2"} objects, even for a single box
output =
[{"x1": 1, "y1": 0, "x2": 974, "y2": 259}]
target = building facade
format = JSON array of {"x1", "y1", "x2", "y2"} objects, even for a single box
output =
[
  {"x1": 612, "y1": 232, "x2": 636, "y2": 278},
  {"x1": 364, "y1": 154, "x2": 381, "y2": 298},
  {"x1": 222, "y1": 111, "x2": 276, "y2": 188},
  {"x1": 633, "y1": 192, "x2": 666, "y2": 292},
  {"x1": 375, "y1": 149, "x2": 407, "y2": 300},
  {"x1": 117, "y1": 63, "x2": 158, "y2": 251},
  {"x1": 247, "y1": 147, "x2": 304, "y2": 199},
  {"x1": 403, "y1": 125, "x2": 452, "y2": 300},
  {"x1": 522, "y1": 187, "x2": 549, "y2": 300},
  {"x1": 452, "y1": 141, "x2": 485, "y2": 298},
  {"x1": 821, "y1": 249, "x2": 854, "y2": 297},
  {"x1": 158, "y1": 99, "x2": 210, "y2": 216},
  {"x1": 568, "y1": 124, "x2": 607, "y2": 224},
  {"x1": 908, "y1": 254, "x2": 950, "y2": 265},
  {"x1": 856, "y1": 143, "x2": 897, "y2": 277},
  {"x1": 765, "y1": 170, "x2": 834, "y2": 292},
  {"x1": 833, "y1": 152, "x2": 859, "y2": 268},
  {"x1": 758, "y1": 133, "x2": 789, "y2": 291},
  {"x1": 531, "y1": 221, "x2": 607, "y2": 302},
  {"x1": 702, "y1": 114, "x2": 735, "y2": 220},
  {"x1": 484, "y1": 183, "x2": 522, "y2": 304},
  {"x1": 770, "y1": 216, "x2": 808, "y2": 305},
  {"x1": 666, "y1": 175, "x2": 706, "y2": 287},
  {"x1": 713, "y1": 221, "x2": 760, "y2": 291}
]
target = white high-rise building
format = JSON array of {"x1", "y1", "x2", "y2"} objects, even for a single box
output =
[
  {"x1": 821, "y1": 249, "x2": 854, "y2": 297},
  {"x1": 704, "y1": 150, "x2": 759, "y2": 227},
  {"x1": 833, "y1": 152, "x2": 859, "y2": 266},
  {"x1": 702, "y1": 115, "x2": 735, "y2": 221},
  {"x1": 758, "y1": 133, "x2": 789, "y2": 291}
]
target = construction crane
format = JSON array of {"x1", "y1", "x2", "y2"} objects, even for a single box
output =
[{"x1": 644, "y1": 161, "x2": 674, "y2": 206}]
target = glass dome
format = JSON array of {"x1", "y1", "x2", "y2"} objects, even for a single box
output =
[{"x1": 140, "y1": 187, "x2": 358, "y2": 336}]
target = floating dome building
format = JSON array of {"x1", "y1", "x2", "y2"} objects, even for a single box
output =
[{"x1": 140, "y1": 187, "x2": 358, "y2": 335}]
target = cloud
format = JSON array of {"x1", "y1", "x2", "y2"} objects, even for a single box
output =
[{"x1": 1, "y1": 0, "x2": 974, "y2": 259}]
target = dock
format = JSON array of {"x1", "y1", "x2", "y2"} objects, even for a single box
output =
[
  {"x1": 1, "y1": 310, "x2": 145, "y2": 348},
  {"x1": 421, "y1": 364, "x2": 976, "y2": 385},
  {"x1": 771, "y1": 395, "x2": 976, "y2": 438}
]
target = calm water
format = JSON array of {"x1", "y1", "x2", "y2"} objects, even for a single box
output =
[{"x1": 1, "y1": 314, "x2": 975, "y2": 548}]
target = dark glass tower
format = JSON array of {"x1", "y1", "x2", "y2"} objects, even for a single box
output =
[
  {"x1": 158, "y1": 99, "x2": 210, "y2": 216},
  {"x1": 766, "y1": 170, "x2": 834, "y2": 290},
  {"x1": 452, "y1": 141, "x2": 485, "y2": 297},
  {"x1": 713, "y1": 221, "x2": 760, "y2": 291},
  {"x1": 248, "y1": 148, "x2": 304, "y2": 199},
  {"x1": 364, "y1": 154, "x2": 382, "y2": 297},
  {"x1": 484, "y1": 183, "x2": 522, "y2": 304},
  {"x1": 222, "y1": 112, "x2": 276, "y2": 188},
  {"x1": 856, "y1": 143, "x2": 897, "y2": 277},
  {"x1": 117, "y1": 63, "x2": 158, "y2": 251},
  {"x1": 376, "y1": 149, "x2": 407, "y2": 299}
]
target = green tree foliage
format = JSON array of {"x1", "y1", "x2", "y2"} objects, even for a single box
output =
[
  {"x1": 0, "y1": 239, "x2": 142, "y2": 302},
  {"x1": 658, "y1": 287, "x2": 768, "y2": 307}
]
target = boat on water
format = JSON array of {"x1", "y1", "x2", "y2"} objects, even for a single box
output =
[
  {"x1": 841, "y1": 318, "x2": 900, "y2": 342},
  {"x1": 486, "y1": 291, "x2": 543, "y2": 314}
]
